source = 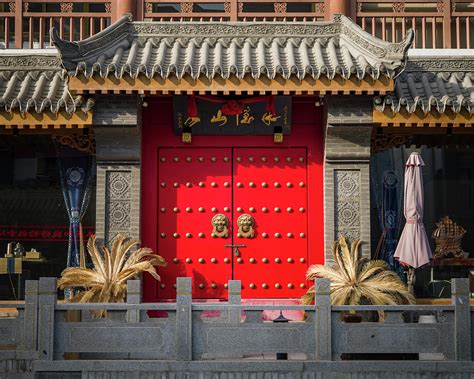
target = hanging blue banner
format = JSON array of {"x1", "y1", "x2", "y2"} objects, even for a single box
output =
[
  {"x1": 380, "y1": 171, "x2": 403, "y2": 274},
  {"x1": 55, "y1": 142, "x2": 94, "y2": 268}
]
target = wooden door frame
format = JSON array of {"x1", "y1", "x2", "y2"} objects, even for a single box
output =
[{"x1": 141, "y1": 96, "x2": 324, "y2": 301}]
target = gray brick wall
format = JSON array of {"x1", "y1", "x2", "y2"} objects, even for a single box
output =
[
  {"x1": 324, "y1": 96, "x2": 373, "y2": 262},
  {"x1": 93, "y1": 95, "x2": 139, "y2": 126},
  {"x1": 93, "y1": 95, "x2": 142, "y2": 246}
]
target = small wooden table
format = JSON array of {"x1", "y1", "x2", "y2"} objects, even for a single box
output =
[
  {"x1": 431, "y1": 258, "x2": 474, "y2": 267},
  {"x1": 0, "y1": 258, "x2": 48, "y2": 300}
]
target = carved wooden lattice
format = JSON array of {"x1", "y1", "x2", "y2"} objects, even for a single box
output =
[
  {"x1": 181, "y1": 2, "x2": 194, "y2": 13},
  {"x1": 392, "y1": 2, "x2": 406, "y2": 13},
  {"x1": 53, "y1": 134, "x2": 96, "y2": 155},
  {"x1": 274, "y1": 2, "x2": 288, "y2": 14},
  {"x1": 60, "y1": 2, "x2": 74, "y2": 13},
  {"x1": 371, "y1": 133, "x2": 414, "y2": 155}
]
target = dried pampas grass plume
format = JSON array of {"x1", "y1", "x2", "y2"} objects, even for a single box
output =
[{"x1": 58, "y1": 234, "x2": 166, "y2": 317}]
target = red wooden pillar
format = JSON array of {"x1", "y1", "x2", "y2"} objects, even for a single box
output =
[
  {"x1": 112, "y1": 0, "x2": 136, "y2": 21},
  {"x1": 14, "y1": 0, "x2": 23, "y2": 48},
  {"x1": 442, "y1": 0, "x2": 452, "y2": 48},
  {"x1": 324, "y1": 0, "x2": 350, "y2": 20}
]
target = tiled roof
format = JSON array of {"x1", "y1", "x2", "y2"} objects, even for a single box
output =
[
  {"x1": 52, "y1": 15, "x2": 413, "y2": 81},
  {"x1": 375, "y1": 52, "x2": 474, "y2": 115},
  {"x1": 0, "y1": 51, "x2": 93, "y2": 114}
]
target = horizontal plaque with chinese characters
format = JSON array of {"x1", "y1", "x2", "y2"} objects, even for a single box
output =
[{"x1": 173, "y1": 95, "x2": 292, "y2": 135}]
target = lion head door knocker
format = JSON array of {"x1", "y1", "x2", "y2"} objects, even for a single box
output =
[
  {"x1": 211, "y1": 214, "x2": 229, "y2": 238},
  {"x1": 237, "y1": 214, "x2": 255, "y2": 239}
]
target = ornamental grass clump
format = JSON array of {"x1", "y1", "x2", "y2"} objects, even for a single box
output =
[
  {"x1": 301, "y1": 236, "x2": 414, "y2": 320},
  {"x1": 58, "y1": 234, "x2": 165, "y2": 317}
]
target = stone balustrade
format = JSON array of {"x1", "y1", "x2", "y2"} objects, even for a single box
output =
[{"x1": 0, "y1": 277, "x2": 472, "y2": 378}]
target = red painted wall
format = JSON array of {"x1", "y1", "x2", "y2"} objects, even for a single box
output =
[{"x1": 141, "y1": 96, "x2": 324, "y2": 301}]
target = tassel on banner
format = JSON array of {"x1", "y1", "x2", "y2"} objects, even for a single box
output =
[{"x1": 79, "y1": 223, "x2": 85, "y2": 269}]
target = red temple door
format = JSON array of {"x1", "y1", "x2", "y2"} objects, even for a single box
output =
[
  {"x1": 232, "y1": 148, "x2": 308, "y2": 298},
  {"x1": 157, "y1": 147, "x2": 233, "y2": 299},
  {"x1": 157, "y1": 147, "x2": 309, "y2": 299}
]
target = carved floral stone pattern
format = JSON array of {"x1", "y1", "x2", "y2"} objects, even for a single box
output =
[
  {"x1": 108, "y1": 172, "x2": 131, "y2": 200},
  {"x1": 60, "y1": 2, "x2": 74, "y2": 13},
  {"x1": 392, "y1": 2, "x2": 406, "y2": 13},
  {"x1": 336, "y1": 171, "x2": 360, "y2": 198},
  {"x1": 108, "y1": 201, "x2": 131, "y2": 230},
  {"x1": 105, "y1": 2, "x2": 112, "y2": 13},
  {"x1": 238, "y1": 1, "x2": 243, "y2": 13},
  {"x1": 334, "y1": 170, "x2": 361, "y2": 243},
  {"x1": 9, "y1": 2, "x2": 15, "y2": 13},
  {"x1": 224, "y1": 2, "x2": 231, "y2": 14},
  {"x1": 336, "y1": 228, "x2": 360, "y2": 245},
  {"x1": 23, "y1": 2, "x2": 29, "y2": 12},
  {"x1": 105, "y1": 171, "x2": 132, "y2": 243},
  {"x1": 0, "y1": 56, "x2": 62, "y2": 68},
  {"x1": 405, "y1": 59, "x2": 474, "y2": 72},
  {"x1": 181, "y1": 2, "x2": 194, "y2": 13},
  {"x1": 274, "y1": 2, "x2": 287, "y2": 14}
]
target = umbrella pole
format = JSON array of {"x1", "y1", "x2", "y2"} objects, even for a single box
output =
[{"x1": 407, "y1": 267, "x2": 416, "y2": 294}]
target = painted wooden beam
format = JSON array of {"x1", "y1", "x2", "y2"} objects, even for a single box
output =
[
  {"x1": 0, "y1": 110, "x2": 92, "y2": 128},
  {"x1": 374, "y1": 109, "x2": 472, "y2": 127},
  {"x1": 68, "y1": 74, "x2": 394, "y2": 95}
]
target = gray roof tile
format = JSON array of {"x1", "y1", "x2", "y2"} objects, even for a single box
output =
[
  {"x1": 0, "y1": 52, "x2": 92, "y2": 114},
  {"x1": 375, "y1": 56, "x2": 474, "y2": 115},
  {"x1": 52, "y1": 15, "x2": 413, "y2": 81}
]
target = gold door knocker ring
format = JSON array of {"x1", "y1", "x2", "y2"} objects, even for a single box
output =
[
  {"x1": 237, "y1": 214, "x2": 255, "y2": 238},
  {"x1": 211, "y1": 214, "x2": 229, "y2": 238}
]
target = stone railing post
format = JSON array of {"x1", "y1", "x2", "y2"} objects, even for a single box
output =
[
  {"x1": 228, "y1": 280, "x2": 242, "y2": 324},
  {"x1": 315, "y1": 278, "x2": 332, "y2": 361},
  {"x1": 24, "y1": 280, "x2": 39, "y2": 353},
  {"x1": 126, "y1": 280, "x2": 141, "y2": 323},
  {"x1": 176, "y1": 277, "x2": 192, "y2": 360},
  {"x1": 37, "y1": 278, "x2": 56, "y2": 360},
  {"x1": 452, "y1": 278, "x2": 471, "y2": 361}
]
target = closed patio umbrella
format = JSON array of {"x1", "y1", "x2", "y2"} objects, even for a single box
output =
[{"x1": 394, "y1": 152, "x2": 432, "y2": 293}]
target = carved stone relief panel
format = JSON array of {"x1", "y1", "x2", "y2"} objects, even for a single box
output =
[
  {"x1": 334, "y1": 170, "x2": 361, "y2": 243},
  {"x1": 105, "y1": 171, "x2": 132, "y2": 244}
]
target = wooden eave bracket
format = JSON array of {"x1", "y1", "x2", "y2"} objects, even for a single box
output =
[
  {"x1": 373, "y1": 108, "x2": 473, "y2": 128},
  {"x1": 68, "y1": 74, "x2": 395, "y2": 96},
  {"x1": 0, "y1": 109, "x2": 93, "y2": 129}
]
